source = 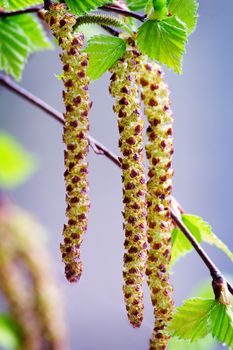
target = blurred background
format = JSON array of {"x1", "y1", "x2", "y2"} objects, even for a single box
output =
[{"x1": 0, "y1": 0, "x2": 233, "y2": 349}]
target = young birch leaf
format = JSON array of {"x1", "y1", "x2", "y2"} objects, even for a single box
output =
[
  {"x1": 210, "y1": 303, "x2": 233, "y2": 349},
  {"x1": 126, "y1": 0, "x2": 148, "y2": 11},
  {"x1": 168, "y1": 298, "x2": 215, "y2": 341},
  {"x1": 12, "y1": 14, "x2": 52, "y2": 52},
  {"x1": 136, "y1": 16, "x2": 187, "y2": 73},
  {"x1": 171, "y1": 225, "x2": 201, "y2": 266},
  {"x1": 168, "y1": 0, "x2": 199, "y2": 35},
  {"x1": 65, "y1": 0, "x2": 109, "y2": 15},
  {"x1": 0, "y1": 19, "x2": 29, "y2": 80},
  {"x1": 7, "y1": 0, "x2": 41, "y2": 10},
  {"x1": 167, "y1": 335, "x2": 216, "y2": 350},
  {"x1": 183, "y1": 214, "x2": 233, "y2": 263},
  {"x1": 85, "y1": 35, "x2": 126, "y2": 80},
  {"x1": 0, "y1": 14, "x2": 52, "y2": 80},
  {"x1": 0, "y1": 131, "x2": 37, "y2": 189}
]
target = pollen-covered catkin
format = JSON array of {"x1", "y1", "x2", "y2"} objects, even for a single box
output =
[
  {"x1": 40, "y1": 4, "x2": 90, "y2": 283},
  {"x1": 138, "y1": 60, "x2": 174, "y2": 350},
  {"x1": 109, "y1": 38, "x2": 147, "y2": 328},
  {"x1": 0, "y1": 203, "x2": 68, "y2": 350}
]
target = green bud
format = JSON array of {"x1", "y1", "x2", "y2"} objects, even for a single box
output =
[{"x1": 147, "y1": 0, "x2": 168, "y2": 20}]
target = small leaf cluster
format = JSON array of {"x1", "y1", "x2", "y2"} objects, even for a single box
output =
[
  {"x1": 0, "y1": 9, "x2": 52, "y2": 80},
  {"x1": 171, "y1": 214, "x2": 233, "y2": 267},
  {"x1": 0, "y1": 0, "x2": 198, "y2": 81},
  {"x1": 169, "y1": 298, "x2": 233, "y2": 349}
]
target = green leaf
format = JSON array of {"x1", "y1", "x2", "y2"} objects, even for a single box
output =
[
  {"x1": 183, "y1": 214, "x2": 233, "y2": 263},
  {"x1": 1, "y1": 0, "x2": 46, "y2": 10},
  {"x1": 85, "y1": 35, "x2": 126, "y2": 80},
  {"x1": 4, "y1": 0, "x2": 41, "y2": 11},
  {"x1": 136, "y1": 16, "x2": 187, "y2": 73},
  {"x1": 0, "y1": 131, "x2": 37, "y2": 189},
  {"x1": 0, "y1": 18, "x2": 29, "y2": 80},
  {"x1": 0, "y1": 14, "x2": 51, "y2": 80},
  {"x1": 167, "y1": 335, "x2": 216, "y2": 350},
  {"x1": 210, "y1": 303, "x2": 233, "y2": 349},
  {"x1": 168, "y1": 0, "x2": 198, "y2": 35},
  {"x1": 168, "y1": 298, "x2": 215, "y2": 341},
  {"x1": 171, "y1": 224, "x2": 201, "y2": 266},
  {"x1": 0, "y1": 314, "x2": 22, "y2": 349},
  {"x1": 0, "y1": 0, "x2": 9, "y2": 10},
  {"x1": 126, "y1": 0, "x2": 148, "y2": 11},
  {"x1": 65, "y1": 0, "x2": 109, "y2": 15},
  {"x1": 171, "y1": 214, "x2": 233, "y2": 266},
  {"x1": 12, "y1": 14, "x2": 52, "y2": 52}
]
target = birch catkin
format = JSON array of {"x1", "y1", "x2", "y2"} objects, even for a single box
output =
[
  {"x1": 41, "y1": 4, "x2": 90, "y2": 283},
  {"x1": 139, "y1": 60, "x2": 174, "y2": 349},
  {"x1": 0, "y1": 204, "x2": 68, "y2": 350},
  {"x1": 109, "y1": 38, "x2": 147, "y2": 328}
]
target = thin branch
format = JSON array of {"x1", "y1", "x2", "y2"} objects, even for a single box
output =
[
  {"x1": 171, "y1": 210, "x2": 221, "y2": 279},
  {"x1": 0, "y1": 72, "x2": 232, "y2": 296},
  {"x1": 100, "y1": 5, "x2": 145, "y2": 22},
  {"x1": 0, "y1": 73, "x2": 120, "y2": 167},
  {"x1": 0, "y1": 3, "x2": 145, "y2": 22},
  {"x1": 44, "y1": 0, "x2": 52, "y2": 11},
  {"x1": 101, "y1": 25, "x2": 119, "y2": 36}
]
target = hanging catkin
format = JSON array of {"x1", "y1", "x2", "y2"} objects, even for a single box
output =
[
  {"x1": 0, "y1": 203, "x2": 68, "y2": 350},
  {"x1": 138, "y1": 60, "x2": 174, "y2": 349},
  {"x1": 40, "y1": 4, "x2": 90, "y2": 283},
  {"x1": 109, "y1": 37, "x2": 147, "y2": 328}
]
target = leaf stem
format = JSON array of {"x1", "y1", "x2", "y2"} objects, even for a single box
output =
[{"x1": 0, "y1": 72, "x2": 232, "y2": 297}]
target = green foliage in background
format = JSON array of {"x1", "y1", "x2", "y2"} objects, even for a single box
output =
[
  {"x1": 0, "y1": 131, "x2": 37, "y2": 189},
  {"x1": 0, "y1": 314, "x2": 22, "y2": 350}
]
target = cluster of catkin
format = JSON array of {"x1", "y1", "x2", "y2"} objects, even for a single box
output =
[
  {"x1": 41, "y1": 4, "x2": 174, "y2": 348},
  {"x1": 109, "y1": 39, "x2": 174, "y2": 349},
  {"x1": 0, "y1": 202, "x2": 68, "y2": 350},
  {"x1": 40, "y1": 4, "x2": 90, "y2": 283}
]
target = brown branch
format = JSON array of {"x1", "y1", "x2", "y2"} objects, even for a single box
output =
[
  {"x1": 171, "y1": 210, "x2": 221, "y2": 279},
  {"x1": 100, "y1": 5, "x2": 145, "y2": 22},
  {"x1": 0, "y1": 73, "x2": 120, "y2": 168},
  {"x1": 0, "y1": 72, "x2": 232, "y2": 296},
  {"x1": 0, "y1": 3, "x2": 145, "y2": 22}
]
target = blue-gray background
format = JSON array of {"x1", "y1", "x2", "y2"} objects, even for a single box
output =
[{"x1": 0, "y1": 1, "x2": 233, "y2": 349}]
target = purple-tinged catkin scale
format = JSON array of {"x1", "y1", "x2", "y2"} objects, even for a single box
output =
[
  {"x1": 40, "y1": 4, "x2": 90, "y2": 283},
  {"x1": 138, "y1": 59, "x2": 174, "y2": 350},
  {"x1": 109, "y1": 37, "x2": 147, "y2": 328}
]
